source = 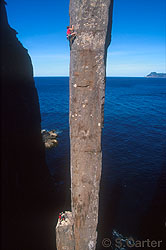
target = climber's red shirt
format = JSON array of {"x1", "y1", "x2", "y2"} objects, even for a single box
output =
[{"x1": 67, "y1": 28, "x2": 71, "y2": 35}]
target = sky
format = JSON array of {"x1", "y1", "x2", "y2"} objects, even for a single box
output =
[{"x1": 6, "y1": 0, "x2": 166, "y2": 77}]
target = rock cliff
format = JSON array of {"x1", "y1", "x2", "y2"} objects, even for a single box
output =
[
  {"x1": 146, "y1": 72, "x2": 166, "y2": 78},
  {"x1": 56, "y1": 1, "x2": 114, "y2": 250},
  {"x1": 0, "y1": 1, "x2": 53, "y2": 249}
]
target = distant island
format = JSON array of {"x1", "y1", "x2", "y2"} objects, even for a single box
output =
[{"x1": 146, "y1": 72, "x2": 166, "y2": 78}]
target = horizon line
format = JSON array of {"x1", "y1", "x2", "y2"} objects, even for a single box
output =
[{"x1": 34, "y1": 75, "x2": 146, "y2": 78}]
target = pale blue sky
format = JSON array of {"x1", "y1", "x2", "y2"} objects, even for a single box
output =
[{"x1": 6, "y1": 0, "x2": 166, "y2": 76}]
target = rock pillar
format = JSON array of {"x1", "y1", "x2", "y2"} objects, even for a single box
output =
[
  {"x1": 56, "y1": 1, "x2": 113, "y2": 249},
  {"x1": 69, "y1": 0, "x2": 113, "y2": 249}
]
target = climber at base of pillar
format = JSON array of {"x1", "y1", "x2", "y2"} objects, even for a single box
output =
[{"x1": 66, "y1": 25, "x2": 76, "y2": 45}]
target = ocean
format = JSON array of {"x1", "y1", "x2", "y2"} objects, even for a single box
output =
[{"x1": 35, "y1": 77, "x2": 166, "y2": 248}]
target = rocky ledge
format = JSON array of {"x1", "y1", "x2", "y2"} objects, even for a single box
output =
[
  {"x1": 56, "y1": 211, "x2": 75, "y2": 250},
  {"x1": 41, "y1": 129, "x2": 58, "y2": 149}
]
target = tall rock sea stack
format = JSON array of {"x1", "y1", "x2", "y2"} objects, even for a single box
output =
[
  {"x1": 56, "y1": 1, "x2": 114, "y2": 249},
  {"x1": 0, "y1": 1, "x2": 52, "y2": 249}
]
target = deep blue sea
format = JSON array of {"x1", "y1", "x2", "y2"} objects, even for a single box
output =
[{"x1": 35, "y1": 77, "x2": 166, "y2": 247}]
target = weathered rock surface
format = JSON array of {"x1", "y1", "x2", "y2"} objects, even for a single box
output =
[
  {"x1": 56, "y1": 1, "x2": 113, "y2": 250},
  {"x1": 42, "y1": 129, "x2": 58, "y2": 148},
  {"x1": 56, "y1": 211, "x2": 75, "y2": 250}
]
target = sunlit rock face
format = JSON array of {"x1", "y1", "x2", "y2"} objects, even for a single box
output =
[
  {"x1": 56, "y1": 1, "x2": 113, "y2": 250},
  {"x1": 0, "y1": 1, "x2": 51, "y2": 249}
]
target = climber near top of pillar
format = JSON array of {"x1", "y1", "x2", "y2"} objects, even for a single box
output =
[{"x1": 66, "y1": 25, "x2": 76, "y2": 46}]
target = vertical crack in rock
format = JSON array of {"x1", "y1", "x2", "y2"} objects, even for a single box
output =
[{"x1": 56, "y1": 1, "x2": 113, "y2": 250}]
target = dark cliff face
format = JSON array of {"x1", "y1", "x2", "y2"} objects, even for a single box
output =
[
  {"x1": 0, "y1": 0, "x2": 48, "y2": 192},
  {"x1": 0, "y1": 1, "x2": 53, "y2": 249}
]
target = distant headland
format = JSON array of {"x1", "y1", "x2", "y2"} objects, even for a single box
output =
[{"x1": 145, "y1": 72, "x2": 166, "y2": 78}]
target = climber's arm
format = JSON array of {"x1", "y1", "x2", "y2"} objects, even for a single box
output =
[{"x1": 69, "y1": 25, "x2": 74, "y2": 31}]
